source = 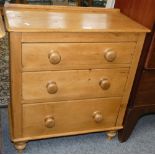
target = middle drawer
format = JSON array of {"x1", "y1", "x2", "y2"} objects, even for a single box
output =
[
  {"x1": 22, "y1": 43, "x2": 135, "y2": 71},
  {"x1": 22, "y1": 69, "x2": 128, "y2": 103}
]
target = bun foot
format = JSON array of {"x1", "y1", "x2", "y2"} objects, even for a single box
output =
[
  {"x1": 14, "y1": 141, "x2": 27, "y2": 153},
  {"x1": 106, "y1": 130, "x2": 117, "y2": 140}
]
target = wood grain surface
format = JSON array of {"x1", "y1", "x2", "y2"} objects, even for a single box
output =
[
  {"x1": 4, "y1": 4, "x2": 149, "y2": 32},
  {"x1": 115, "y1": 0, "x2": 155, "y2": 29},
  {"x1": 22, "y1": 43, "x2": 135, "y2": 71},
  {"x1": 23, "y1": 98, "x2": 121, "y2": 137},
  {"x1": 22, "y1": 69, "x2": 129, "y2": 102},
  {"x1": 21, "y1": 32, "x2": 139, "y2": 43}
]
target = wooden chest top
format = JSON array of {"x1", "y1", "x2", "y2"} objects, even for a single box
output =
[{"x1": 4, "y1": 4, "x2": 149, "y2": 33}]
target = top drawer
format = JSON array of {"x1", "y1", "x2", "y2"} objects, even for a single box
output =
[{"x1": 22, "y1": 43, "x2": 136, "y2": 71}]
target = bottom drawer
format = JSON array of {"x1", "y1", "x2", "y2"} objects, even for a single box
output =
[{"x1": 23, "y1": 98, "x2": 122, "y2": 138}]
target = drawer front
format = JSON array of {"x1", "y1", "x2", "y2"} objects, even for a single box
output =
[
  {"x1": 22, "y1": 43, "x2": 135, "y2": 71},
  {"x1": 23, "y1": 98, "x2": 121, "y2": 137},
  {"x1": 22, "y1": 69, "x2": 128, "y2": 102}
]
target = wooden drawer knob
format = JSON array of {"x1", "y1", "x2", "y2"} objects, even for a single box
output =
[
  {"x1": 104, "y1": 49, "x2": 117, "y2": 62},
  {"x1": 48, "y1": 50, "x2": 61, "y2": 64},
  {"x1": 46, "y1": 81, "x2": 58, "y2": 94},
  {"x1": 93, "y1": 111, "x2": 103, "y2": 123},
  {"x1": 45, "y1": 116, "x2": 55, "y2": 128},
  {"x1": 99, "y1": 78, "x2": 110, "y2": 90}
]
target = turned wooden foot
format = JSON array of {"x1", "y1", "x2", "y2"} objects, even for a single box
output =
[
  {"x1": 14, "y1": 141, "x2": 27, "y2": 153},
  {"x1": 106, "y1": 130, "x2": 117, "y2": 140}
]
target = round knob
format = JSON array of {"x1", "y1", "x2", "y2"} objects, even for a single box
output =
[
  {"x1": 46, "y1": 81, "x2": 58, "y2": 94},
  {"x1": 99, "y1": 78, "x2": 110, "y2": 90},
  {"x1": 104, "y1": 49, "x2": 117, "y2": 62},
  {"x1": 92, "y1": 111, "x2": 103, "y2": 123},
  {"x1": 45, "y1": 116, "x2": 55, "y2": 128},
  {"x1": 48, "y1": 50, "x2": 61, "y2": 64}
]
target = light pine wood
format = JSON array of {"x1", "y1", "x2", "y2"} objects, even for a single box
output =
[
  {"x1": 0, "y1": 13, "x2": 5, "y2": 38},
  {"x1": 4, "y1": 4, "x2": 149, "y2": 33},
  {"x1": 116, "y1": 33, "x2": 146, "y2": 126},
  {"x1": 22, "y1": 43, "x2": 135, "y2": 71},
  {"x1": 22, "y1": 69, "x2": 129, "y2": 102},
  {"x1": 12, "y1": 126, "x2": 123, "y2": 143},
  {"x1": 14, "y1": 141, "x2": 27, "y2": 153},
  {"x1": 3, "y1": 4, "x2": 148, "y2": 151},
  {"x1": 106, "y1": 130, "x2": 117, "y2": 140},
  {"x1": 9, "y1": 33, "x2": 23, "y2": 139},
  {"x1": 21, "y1": 32, "x2": 139, "y2": 43},
  {"x1": 22, "y1": 98, "x2": 121, "y2": 137}
]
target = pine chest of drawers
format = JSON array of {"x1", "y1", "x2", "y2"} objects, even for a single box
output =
[{"x1": 3, "y1": 4, "x2": 149, "y2": 152}]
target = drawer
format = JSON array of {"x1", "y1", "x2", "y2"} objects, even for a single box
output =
[
  {"x1": 23, "y1": 98, "x2": 121, "y2": 137},
  {"x1": 22, "y1": 69, "x2": 128, "y2": 102},
  {"x1": 22, "y1": 43, "x2": 136, "y2": 71}
]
